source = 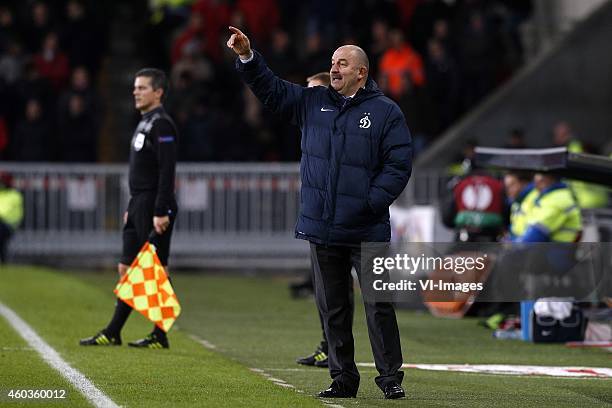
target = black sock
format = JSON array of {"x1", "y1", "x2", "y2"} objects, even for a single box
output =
[
  {"x1": 152, "y1": 325, "x2": 167, "y2": 339},
  {"x1": 105, "y1": 300, "x2": 132, "y2": 336}
]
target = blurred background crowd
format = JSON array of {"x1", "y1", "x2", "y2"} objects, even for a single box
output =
[{"x1": 0, "y1": 0, "x2": 533, "y2": 163}]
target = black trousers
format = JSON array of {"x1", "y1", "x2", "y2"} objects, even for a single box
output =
[
  {"x1": 310, "y1": 243, "x2": 404, "y2": 392},
  {"x1": 121, "y1": 192, "x2": 176, "y2": 266}
]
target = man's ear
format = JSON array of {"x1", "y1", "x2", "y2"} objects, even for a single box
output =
[
  {"x1": 155, "y1": 88, "x2": 164, "y2": 101},
  {"x1": 358, "y1": 66, "x2": 368, "y2": 80}
]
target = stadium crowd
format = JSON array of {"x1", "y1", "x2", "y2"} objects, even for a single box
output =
[
  {"x1": 0, "y1": 1, "x2": 108, "y2": 162},
  {"x1": 0, "y1": 0, "x2": 532, "y2": 163}
]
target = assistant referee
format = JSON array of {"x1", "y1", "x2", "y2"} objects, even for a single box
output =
[{"x1": 80, "y1": 68, "x2": 179, "y2": 349}]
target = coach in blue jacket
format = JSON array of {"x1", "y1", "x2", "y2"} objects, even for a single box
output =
[{"x1": 228, "y1": 26, "x2": 412, "y2": 399}]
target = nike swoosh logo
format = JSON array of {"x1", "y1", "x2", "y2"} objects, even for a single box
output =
[{"x1": 320, "y1": 108, "x2": 334, "y2": 112}]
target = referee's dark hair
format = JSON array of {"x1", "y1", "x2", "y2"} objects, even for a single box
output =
[{"x1": 135, "y1": 68, "x2": 168, "y2": 100}]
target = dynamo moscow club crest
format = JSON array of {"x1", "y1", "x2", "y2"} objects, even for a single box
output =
[{"x1": 359, "y1": 113, "x2": 371, "y2": 129}]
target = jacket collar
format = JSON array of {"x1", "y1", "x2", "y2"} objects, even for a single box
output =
[
  {"x1": 535, "y1": 181, "x2": 568, "y2": 204},
  {"x1": 328, "y1": 77, "x2": 383, "y2": 107},
  {"x1": 516, "y1": 182, "x2": 535, "y2": 203},
  {"x1": 142, "y1": 105, "x2": 164, "y2": 120}
]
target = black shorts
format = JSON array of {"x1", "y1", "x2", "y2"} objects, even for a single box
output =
[{"x1": 121, "y1": 192, "x2": 176, "y2": 266}]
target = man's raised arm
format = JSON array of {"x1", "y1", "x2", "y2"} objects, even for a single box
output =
[{"x1": 227, "y1": 26, "x2": 305, "y2": 125}]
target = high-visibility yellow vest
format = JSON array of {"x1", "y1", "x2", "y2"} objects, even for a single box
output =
[
  {"x1": 0, "y1": 188, "x2": 23, "y2": 229},
  {"x1": 566, "y1": 139, "x2": 609, "y2": 209},
  {"x1": 527, "y1": 185, "x2": 582, "y2": 242},
  {"x1": 510, "y1": 187, "x2": 538, "y2": 238}
]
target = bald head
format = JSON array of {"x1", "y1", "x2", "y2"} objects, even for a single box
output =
[
  {"x1": 330, "y1": 45, "x2": 370, "y2": 96},
  {"x1": 336, "y1": 45, "x2": 369, "y2": 72}
]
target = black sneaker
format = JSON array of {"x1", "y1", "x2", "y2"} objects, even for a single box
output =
[
  {"x1": 383, "y1": 382, "x2": 405, "y2": 399},
  {"x1": 128, "y1": 333, "x2": 169, "y2": 349},
  {"x1": 296, "y1": 347, "x2": 327, "y2": 366},
  {"x1": 317, "y1": 382, "x2": 357, "y2": 398},
  {"x1": 313, "y1": 356, "x2": 328, "y2": 368},
  {"x1": 79, "y1": 331, "x2": 121, "y2": 346}
]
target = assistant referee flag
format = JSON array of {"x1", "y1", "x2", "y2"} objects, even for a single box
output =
[{"x1": 114, "y1": 242, "x2": 181, "y2": 332}]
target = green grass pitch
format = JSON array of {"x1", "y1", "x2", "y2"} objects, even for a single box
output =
[{"x1": 0, "y1": 265, "x2": 610, "y2": 407}]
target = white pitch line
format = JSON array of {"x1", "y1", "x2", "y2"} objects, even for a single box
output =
[
  {"x1": 188, "y1": 333, "x2": 344, "y2": 408},
  {"x1": 0, "y1": 301, "x2": 120, "y2": 408},
  {"x1": 187, "y1": 333, "x2": 217, "y2": 350}
]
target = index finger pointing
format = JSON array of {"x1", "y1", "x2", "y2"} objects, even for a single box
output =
[{"x1": 229, "y1": 26, "x2": 244, "y2": 36}]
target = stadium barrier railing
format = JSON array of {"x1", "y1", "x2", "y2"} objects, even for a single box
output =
[{"x1": 0, "y1": 163, "x2": 458, "y2": 267}]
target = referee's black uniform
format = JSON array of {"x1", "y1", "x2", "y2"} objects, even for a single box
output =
[
  {"x1": 122, "y1": 105, "x2": 178, "y2": 267},
  {"x1": 79, "y1": 96, "x2": 179, "y2": 348}
]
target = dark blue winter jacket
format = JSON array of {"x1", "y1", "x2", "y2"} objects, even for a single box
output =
[{"x1": 236, "y1": 51, "x2": 412, "y2": 246}]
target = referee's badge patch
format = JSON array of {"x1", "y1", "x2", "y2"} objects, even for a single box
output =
[{"x1": 134, "y1": 133, "x2": 145, "y2": 151}]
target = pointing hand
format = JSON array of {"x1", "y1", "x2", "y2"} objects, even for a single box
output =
[{"x1": 227, "y1": 26, "x2": 252, "y2": 59}]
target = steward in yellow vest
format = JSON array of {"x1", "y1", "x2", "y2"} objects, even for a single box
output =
[
  {"x1": 516, "y1": 174, "x2": 582, "y2": 242},
  {"x1": 0, "y1": 173, "x2": 24, "y2": 263}
]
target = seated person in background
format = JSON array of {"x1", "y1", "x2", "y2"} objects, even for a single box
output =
[
  {"x1": 0, "y1": 173, "x2": 24, "y2": 263},
  {"x1": 552, "y1": 121, "x2": 609, "y2": 209},
  {"x1": 503, "y1": 171, "x2": 537, "y2": 241},
  {"x1": 516, "y1": 173, "x2": 582, "y2": 243}
]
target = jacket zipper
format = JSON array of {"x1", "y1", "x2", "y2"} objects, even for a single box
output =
[{"x1": 325, "y1": 99, "x2": 352, "y2": 245}]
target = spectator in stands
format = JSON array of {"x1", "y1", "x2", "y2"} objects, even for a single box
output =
[
  {"x1": 13, "y1": 61, "x2": 53, "y2": 115},
  {"x1": 166, "y1": 70, "x2": 203, "y2": 129},
  {"x1": 236, "y1": 0, "x2": 280, "y2": 47},
  {"x1": 552, "y1": 121, "x2": 582, "y2": 152},
  {"x1": 179, "y1": 98, "x2": 215, "y2": 162},
  {"x1": 33, "y1": 32, "x2": 71, "y2": 92},
  {"x1": 0, "y1": 6, "x2": 17, "y2": 54},
  {"x1": 0, "y1": 39, "x2": 25, "y2": 86},
  {"x1": 0, "y1": 172, "x2": 23, "y2": 263},
  {"x1": 368, "y1": 19, "x2": 390, "y2": 79},
  {"x1": 409, "y1": 0, "x2": 453, "y2": 55},
  {"x1": 425, "y1": 38, "x2": 460, "y2": 133},
  {"x1": 191, "y1": 0, "x2": 232, "y2": 63},
  {"x1": 266, "y1": 29, "x2": 296, "y2": 79},
  {"x1": 457, "y1": 11, "x2": 493, "y2": 110},
  {"x1": 171, "y1": 44, "x2": 214, "y2": 86},
  {"x1": 378, "y1": 28, "x2": 425, "y2": 101},
  {"x1": 11, "y1": 98, "x2": 54, "y2": 161},
  {"x1": 171, "y1": 12, "x2": 206, "y2": 65},
  {"x1": 22, "y1": 2, "x2": 54, "y2": 54},
  {"x1": 305, "y1": 0, "x2": 340, "y2": 47},
  {"x1": 59, "y1": 66, "x2": 101, "y2": 121},
  {"x1": 302, "y1": 31, "x2": 331, "y2": 75},
  {"x1": 58, "y1": 93, "x2": 97, "y2": 162},
  {"x1": 504, "y1": 128, "x2": 527, "y2": 148},
  {"x1": 431, "y1": 18, "x2": 453, "y2": 55},
  {"x1": 181, "y1": 98, "x2": 215, "y2": 162},
  {"x1": 60, "y1": 0, "x2": 103, "y2": 75}
]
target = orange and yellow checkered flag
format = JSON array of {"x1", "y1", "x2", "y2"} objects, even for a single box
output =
[{"x1": 114, "y1": 242, "x2": 181, "y2": 332}]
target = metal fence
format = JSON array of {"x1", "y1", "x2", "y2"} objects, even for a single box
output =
[
  {"x1": 0, "y1": 162, "x2": 453, "y2": 267},
  {"x1": 0, "y1": 163, "x2": 319, "y2": 268},
  {"x1": 2, "y1": 162, "x2": 611, "y2": 267}
]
